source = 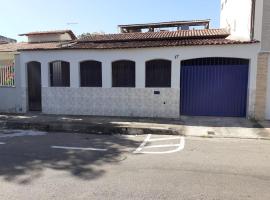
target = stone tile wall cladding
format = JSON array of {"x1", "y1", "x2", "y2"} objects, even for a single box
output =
[
  {"x1": 42, "y1": 88, "x2": 180, "y2": 118},
  {"x1": 254, "y1": 53, "x2": 269, "y2": 120}
]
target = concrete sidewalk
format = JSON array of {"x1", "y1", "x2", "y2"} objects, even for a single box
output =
[{"x1": 0, "y1": 113, "x2": 270, "y2": 140}]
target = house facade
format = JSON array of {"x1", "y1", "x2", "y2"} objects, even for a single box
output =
[
  {"x1": 0, "y1": 25, "x2": 260, "y2": 118},
  {"x1": 221, "y1": 0, "x2": 270, "y2": 119}
]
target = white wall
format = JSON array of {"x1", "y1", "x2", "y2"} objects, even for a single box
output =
[
  {"x1": 220, "y1": 0, "x2": 264, "y2": 42},
  {"x1": 220, "y1": 0, "x2": 253, "y2": 41},
  {"x1": 0, "y1": 54, "x2": 25, "y2": 113},
  {"x1": 28, "y1": 33, "x2": 73, "y2": 43},
  {"x1": 17, "y1": 44, "x2": 259, "y2": 118}
]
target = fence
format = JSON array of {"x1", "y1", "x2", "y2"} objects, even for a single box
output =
[{"x1": 0, "y1": 64, "x2": 15, "y2": 87}]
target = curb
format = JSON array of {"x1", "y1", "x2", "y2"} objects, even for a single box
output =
[
  {"x1": 1, "y1": 121, "x2": 270, "y2": 141},
  {"x1": 0, "y1": 121, "x2": 183, "y2": 136}
]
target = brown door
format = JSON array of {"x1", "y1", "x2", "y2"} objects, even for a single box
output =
[{"x1": 27, "y1": 62, "x2": 41, "y2": 111}]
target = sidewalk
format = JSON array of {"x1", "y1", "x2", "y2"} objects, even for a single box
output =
[{"x1": 0, "y1": 113, "x2": 270, "y2": 140}]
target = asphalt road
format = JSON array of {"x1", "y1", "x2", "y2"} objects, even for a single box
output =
[{"x1": 0, "y1": 129, "x2": 269, "y2": 200}]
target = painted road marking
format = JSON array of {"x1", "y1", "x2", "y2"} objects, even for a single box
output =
[
  {"x1": 51, "y1": 146, "x2": 108, "y2": 151},
  {"x1": 143, "y1": 144, "x2": 181, "y2": 149},
  {"x1": 133, "y1": 134, "x2": 152, "y2": 154},
  {"x1": 0, "y1": 130, "x2": 46, "y2": 138},
  {"x1": 134, "y1": 135, "x2": 185, "y2": 154},
  {"x1": 148, "y1": 136, "x2": 181, "y2": 142},
  {"x1": 0, "y1": 142, "x2": 5, "y2": 145},
  {"x1": 141, "y1": 137, "x2": 185, "y2": 154}
]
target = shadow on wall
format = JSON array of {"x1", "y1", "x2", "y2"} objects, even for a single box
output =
[{"x1": 0, "y1": 133, "x2": 140, "y2": 185}]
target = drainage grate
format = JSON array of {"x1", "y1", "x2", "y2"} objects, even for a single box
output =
[{"x1": 207, "y1": 131, "x2": 216, "y2": 136}]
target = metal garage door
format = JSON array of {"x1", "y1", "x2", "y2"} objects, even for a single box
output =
[{"x1": 180, "y1": 58, "x2": 249, "y2": 117}]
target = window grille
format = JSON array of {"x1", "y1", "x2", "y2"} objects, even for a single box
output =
[{"x1": 0, "y1": 63, "x2": 15, "y2": 87}]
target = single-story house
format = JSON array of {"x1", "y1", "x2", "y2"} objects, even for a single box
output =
[{"x1": 0, "y1": 21, "x2": 261, "y2": 119}]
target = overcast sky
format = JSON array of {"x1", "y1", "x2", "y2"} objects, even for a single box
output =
[{"x1": 0, "y1": 0, "x2": 221, "y2": 41}]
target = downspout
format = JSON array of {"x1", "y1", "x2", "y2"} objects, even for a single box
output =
[{"x1": 250, "y1": 0, "x2": 256, "y2": 40}]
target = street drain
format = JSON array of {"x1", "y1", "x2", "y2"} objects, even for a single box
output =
[{"x1": 207, "y1": 131, "x2": 215, "y2": 136}]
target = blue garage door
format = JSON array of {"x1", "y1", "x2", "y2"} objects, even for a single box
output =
[{"x1": 180, "y1": 58, "x2": 249, "y2": 117}]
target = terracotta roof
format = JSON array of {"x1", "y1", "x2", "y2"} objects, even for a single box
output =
[
  {"x1": 67, "y1": 39, "x2": 259, "y2": 50},
  {"x1": 6, "y1": 39, "x2": 258, "y2": 52},
  {"x1": 19, "y1": 30, "x2": 77, "y2": 40},
  {"x1": 0, "y1": 29, "x2": 258, "y2": 52},
  {"x1": 78, "y1": 29, "x2": 230, "y2": 42},
  {"x1": 0, "y1": 35, "x2": 16, "y2": 43},
  {"x1": 0, "y1": 42, "x2": 62, "y2": 52},
  {"x1": 0, "y1": 41, "x2": 8, "y2": 45}
]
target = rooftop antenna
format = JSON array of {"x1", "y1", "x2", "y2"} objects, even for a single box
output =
[{"x1": 66, "y1": 22, "x2": 79, "y2": 29}]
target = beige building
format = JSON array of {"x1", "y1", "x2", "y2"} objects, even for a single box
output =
[
  {"x1": 221, "y1": 0, "x2": 270, "y2": 120},
  {"x1": 0, "y1": 35, "x2": 16, "y2": 66}
]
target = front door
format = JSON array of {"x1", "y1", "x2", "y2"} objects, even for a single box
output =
[{"x1": 27, "y1": 62, "x2": 41, "y2": 111}]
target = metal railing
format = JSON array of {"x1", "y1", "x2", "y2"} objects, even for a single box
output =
[{"x1": 0, "y1": 64, "x2": 15, "y2": 87}]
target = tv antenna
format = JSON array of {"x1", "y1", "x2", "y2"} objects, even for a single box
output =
[{"x1": 66, "y1": 22, "x2": 79, "y2": 26}]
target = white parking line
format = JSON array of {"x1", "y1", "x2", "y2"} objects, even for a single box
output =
[
  {"x1": 133, "y1": 134, "x2": 152, "y2": 154},
  {"x1": 51, "y1": 146, "x2": 108, "y2": 151},
  {"x1": 134, "y1": 134, "x2": 185, "y2": 154},
  {"x1": 143, "y1": 144, "x2": 181, "y2": 149},
  {"x1": 148, "y1": 136, "x2": 181, "y2": 142},
  {"x1": 0, "y1": 130, "x2": 46, "y2": 138},
  {"x1": 0, "y1": 142, "x2": 5, "y2": 145},
  {"x1": 142, "y1": 137, "x2": 185, "y2": 154}
]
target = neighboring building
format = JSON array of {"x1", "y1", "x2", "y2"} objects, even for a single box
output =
[
  {"x1": 0, "y1": 35, "x2": 17, "y2": 112},
  {"x1": 221, "y1": 0, "x2": 270, "y2": 120},
  {"x1": 0, "y1": 22, "x2": 260, "y2": 118},
  {"x1": 18, "y1": 30, "x2": 76, "y2": 43},
  {"x1": 118, "y1": 19, "x2": 211, "y2": 33},
  {"x1": 0, "y1": 30, "x2": 75, "y2": 112},
  {"x1": 0, "y1": 35, "x2": 16, "y2": 44},
  {"x1": 0, "y1": 35, "x2": 17, "y2": 66}
]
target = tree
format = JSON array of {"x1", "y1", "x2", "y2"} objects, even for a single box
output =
[{"x1": 78, "y1": 31, "x2": 105, "y2": 39}]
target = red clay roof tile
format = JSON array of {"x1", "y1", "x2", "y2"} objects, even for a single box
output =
[
  {"x1": 0, "y1": 29, "x2": 258, "y2": 52},
  {"x1": 0, "y1": 42, "x2": 62, "y2": 52},
  {"x1": 68, "y1": 39, "x2": 258, "y2": 50},
  {"x1": 78, "y1": 29, "x2": 230, "y2": 42}
]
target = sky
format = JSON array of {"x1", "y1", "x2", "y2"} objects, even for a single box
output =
[{"x1": 0, "y1": 0, "x2": 221, "y2": 42}]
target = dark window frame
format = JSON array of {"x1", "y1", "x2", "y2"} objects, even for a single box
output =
[
  {"x1": 49, "y1": 61, "x2": 70, "y2": 87},
  {"x1": 112, "y1": 60, "x2": 136, "y2": 88},
  {"x1": 145, "y1": 59, "x2": 172, "y2": 88},
  {"x1": 80, "y1": 60, "x2": 102, "y2": 87}
]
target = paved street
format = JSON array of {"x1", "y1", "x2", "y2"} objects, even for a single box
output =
[{"x1": 0, "y1": 129, "x2": 269, "y2": 200}]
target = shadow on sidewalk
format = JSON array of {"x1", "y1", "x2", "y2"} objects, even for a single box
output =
[{"x1": 0, "y1": 113, "x2": 264, "y2": 129}]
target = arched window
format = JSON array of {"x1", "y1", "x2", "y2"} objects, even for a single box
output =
[
  {"x1": 80, "y1": 60, "x2": 102, "y2": 87},
  {"x1": 49, "y1": 61, "x2": 70, "y2": 87},
  {"x1": 112, "y1": 60, "x2": 135, "y2": 87},
  {"x1": 145, "y1": 59, "x2": 171, "y2": 87}
]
